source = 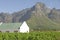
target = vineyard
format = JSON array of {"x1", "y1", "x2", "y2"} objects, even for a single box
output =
[{"x1": 0, "y1": 31, "x2": 60, "y2": 40}]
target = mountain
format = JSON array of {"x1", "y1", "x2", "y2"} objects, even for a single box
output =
[
  {"x1": 48, "y1": 8, "x2": 60, "y2": 23},
  {"x1": 0, "y1": 12, "x2": 12, "y2": 23},
  {"x1": 0, "y1": 2, "x2": 60, "y2": 31},
  {"x1": 26, "y1": 2, "x2": 60, "y2": 30}
]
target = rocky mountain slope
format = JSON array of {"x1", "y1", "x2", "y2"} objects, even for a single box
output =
[{"x1": 0, "y1": 2, "x2": 60, "y2": 30}]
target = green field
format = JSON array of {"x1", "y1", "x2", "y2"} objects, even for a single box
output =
[{"x1": 0, "y1": 31, "x2": 60, "y2": 40}]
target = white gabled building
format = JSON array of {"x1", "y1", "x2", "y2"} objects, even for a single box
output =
[
  {"x1": 0, "y1": 22, "x2": 3, "y2": 26},
  {"x1": 19, "y1": 21, "x2": 29, "y2": 33}
]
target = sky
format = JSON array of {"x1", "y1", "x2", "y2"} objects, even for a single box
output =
[{"x1": 0, "y1": 0, "x2": 60, "y2": 13}]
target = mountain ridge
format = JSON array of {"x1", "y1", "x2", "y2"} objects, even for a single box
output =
[{"x1": 0, "y1": 2, "x2": 60, "y2": 30}]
